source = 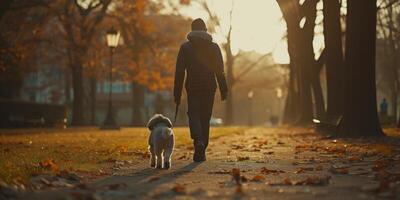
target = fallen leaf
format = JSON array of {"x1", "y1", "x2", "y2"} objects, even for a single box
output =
[
  {"x1": 172, "y1": 184, "x2": 186, "y2": 194},
  {"x1": 260, "y1": 167, "x2": 285, "y2": 175},
  {"x1": 347, "y1": 156, "x2": 362, "y2": 162},
  {"x1": 117, "y1": 145, "x2": 129, "y2": 153},
  {"x1": 39, "y1": 159, "x2": 59, "y2": 172},
  {"x1": 177, "y1": 155, "x2": 187, "y2": 160},
  {"x1": 294, "y1": 168, "x2": 305, "y2": 174},
  {"x1": 251, "y1": 175, "x2": 265, "y2": 182},
  {"x1": 283, "y1": 178, "x2": 292, "y2": 185},
  {"x1": 237, "y1": 156, "x2": 250, "y2": 161},
  {"x1": 208, "y1": 169, "x2": 230, "y2": 174},
  {"x1": 148, "y1": 177, "x2": 160, "y2": 182},
  {"x1": 329, "y1": 166, "x2": 349, "y2": 174}
]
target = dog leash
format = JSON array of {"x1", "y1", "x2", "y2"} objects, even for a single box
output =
[{"x1": 173, "y1": 103, "x2": 179, "y2": 125}]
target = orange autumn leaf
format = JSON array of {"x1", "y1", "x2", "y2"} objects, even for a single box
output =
[
  {"x1": 251, "y1": 175, "x2": 265, "y2": 182},
  {"x1": 39, "y1": 159, "x2": 60, "y2": 172},
  {"x1": 172, "y1": 184, "x2": 186, "y2": 194}
]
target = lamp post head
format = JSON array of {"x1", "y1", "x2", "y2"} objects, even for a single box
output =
[{"x1": 106, "y1": 27, "x2": 120, "y2": 48}]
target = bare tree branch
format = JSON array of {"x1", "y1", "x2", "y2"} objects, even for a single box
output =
[
  {"x1": 378, "y1": 0, "x2": 399, "y2": 10},
  {"x1": 235, "y1": 53, "x2": 272, "y2": 81}
]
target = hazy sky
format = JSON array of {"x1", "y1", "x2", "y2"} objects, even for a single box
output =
[
  {"x1": 176, "y1": 0, "x2": 326, "y2": 64},
  {"x1": 177, "y1": 0, "x2": 288, "y2": 63}
]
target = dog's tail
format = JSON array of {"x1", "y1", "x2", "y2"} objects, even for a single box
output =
[{"x1": 162, "y1": 128, "x2": 173, "y2": 139}]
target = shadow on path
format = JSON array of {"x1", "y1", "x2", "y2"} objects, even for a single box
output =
[{"x1": 93, "y1": 162, "x2": 203, "y2": 197}]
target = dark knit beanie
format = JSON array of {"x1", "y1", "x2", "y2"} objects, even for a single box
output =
[{"x1": 191, "y1": 18, "x2": 207, "y2": 31}]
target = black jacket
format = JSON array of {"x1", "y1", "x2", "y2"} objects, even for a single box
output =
[{"x1": 174, "y1": 31, "x2": 228, "y2": 102}]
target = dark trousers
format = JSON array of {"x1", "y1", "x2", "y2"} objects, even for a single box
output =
[{"x1": 187, "y1": 91, "x2": 215, "y2": 148}]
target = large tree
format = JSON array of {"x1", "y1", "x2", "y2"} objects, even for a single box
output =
[
  {"x1": 277, "y1": 0, "x2": 325, "y2": 125},
  {"x1": 322, "y1": 0, "x2": 344, "y2": 121},
  {"x1": 47, "y1": 0, "x2": 112, "y2": 125},
  {"x1": 0, "y1": 0, "x2": 49, "y2": 99},
  {"x1": 338, "y1": 0, "x2": 383, "y2": 137}
]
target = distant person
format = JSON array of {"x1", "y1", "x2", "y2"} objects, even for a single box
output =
[
  {"x1": 174, "y1": 18, "x2": 228, "y2": 162},
  {"x1": 380, "y1": 98, "x2": 388, "y2": 116}
]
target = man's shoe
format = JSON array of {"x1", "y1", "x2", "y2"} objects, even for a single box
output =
[
  {"x1": 198, "y1": 150, "x2": 206, "y2": 161},
  {"x1": 193, "y1": 141, "x2": 205, "y2": 162}
]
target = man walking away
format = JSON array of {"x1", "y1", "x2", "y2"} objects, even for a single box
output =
[{"x1": 174, "y1": 18, "x2": 228, "y2": 162}]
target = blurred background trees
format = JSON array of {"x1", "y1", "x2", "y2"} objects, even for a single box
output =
[{"x1": 0, "y1": 0, "x2": 188, "y2": 126}]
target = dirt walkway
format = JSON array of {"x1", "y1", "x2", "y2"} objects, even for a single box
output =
[{"x1": 17, "y1": 128, "x2": 400, "y2": 200}]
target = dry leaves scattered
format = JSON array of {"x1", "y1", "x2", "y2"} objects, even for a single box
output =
[
  {"x1": 171, "y1": 184, "x2": 186, "y2": 194},
  {"x1": 250, "y1": 175, "x2": 265, "y2": 182},
  {"x1": 39, "y1": 159, "x2": 60, "y2": 172},
  {"x1": 260, "y1": 167, "x2": 285, "y2": 175},
  {"x1": 237, "y1": 156, "x2": 250, "y2": 161},
  {"x1": 267, "y1": 176, "x2": 331, "y2": 186},
  {"x1": 147, "y1": 176, "x2": 160, "y2": 182}
]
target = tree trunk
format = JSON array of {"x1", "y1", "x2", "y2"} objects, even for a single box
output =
[
  {"x1": 311, "y1": 69, "x2": 325, "y2": 119},
  {"x1": 283, "y1": 63, "x2": 299, "y2": 123},
  {"x1": 338, "y1": 0, "x2": 383, "y2": 137},
  {"x1": 277, "y1": 0, "x2": 320, "y2": 125},
  {"x1": 90, "y1": 77, "x2": 96, "y2": 125},
  {"x1": 71, "y1": 59, "x2": 85, "y2": 126},
  {"x1": 296, "y1": 58, "x2": 313, "y2": 124},
  {"x1": 392, "y1": 88, "x2": 397, "y2": 121},
  {"x1": 323, "y1": 0, "x2": 344, "y2": 121},
  {"x1": 64, "y1": 70, "x2": 71, "y2": 104},
  {"x1": 277, "y1": 0, "x2": 302, "y2": 124},
  {"x1": 223, "y1": 28, "x2": 235, "y2": 125},
  {"x1": 131, "y1": 82, "x2": 144, "y2": 126},
  {"x1": 0, "y1": 0, "x2": 13, "y2": 19},
  {"x1": 225, "y1": 58, "x2": 234, "y2": 125}
]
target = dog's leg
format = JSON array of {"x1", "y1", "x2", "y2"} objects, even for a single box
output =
[
  {"x1": 163, "y1": 135, "x2": 174, "y2": 169},
  {"x1": 155, "y1": 145, "x2": 163, "y2": 169},
  {"x1": 149, "y1": 145, "x2": 156, "y2": 168}
]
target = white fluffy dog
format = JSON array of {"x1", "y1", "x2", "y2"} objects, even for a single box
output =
[{"x1": 146, "y1": 114, "x2": 175, "y2": 169}]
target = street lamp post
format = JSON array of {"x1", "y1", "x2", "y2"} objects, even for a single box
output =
[
  {"x1": 247, "y1": 90, "x2": 254, "y2": 126},
  {"x1": 101, "y1": 27, "x2": 120, "y2": 130}
]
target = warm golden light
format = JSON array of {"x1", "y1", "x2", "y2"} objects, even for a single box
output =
[
  {"x1": 106, "y1": 27, "x2": 120, "y2": 48},
  {"x1": 179, "y1": 0, "x2": 325, "y2": 64}
]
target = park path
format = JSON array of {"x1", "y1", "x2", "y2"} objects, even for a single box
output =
[{"x1": 19, "y1": 127, "x2": 400, "y2": 200}]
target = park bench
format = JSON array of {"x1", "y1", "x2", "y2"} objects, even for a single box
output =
[
  {"x1": 0, "y1": 99, "x2": 67, "y2": 128},
  {"x1": 313, "y1": 115, "x2": 343, "y2": 135}
]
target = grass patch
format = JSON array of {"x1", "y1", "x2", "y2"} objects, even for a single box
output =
[{"x1": 0, "y1": 127, "x2": 244, "y2": 184}]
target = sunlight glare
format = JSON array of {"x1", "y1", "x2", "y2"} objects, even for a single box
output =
[
  {"x1": 180, "y1": 0, "x2": 324, "y2": 64},
  {"x1": 299, "y1": 17, "x2": 306, "y2": 28}
]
